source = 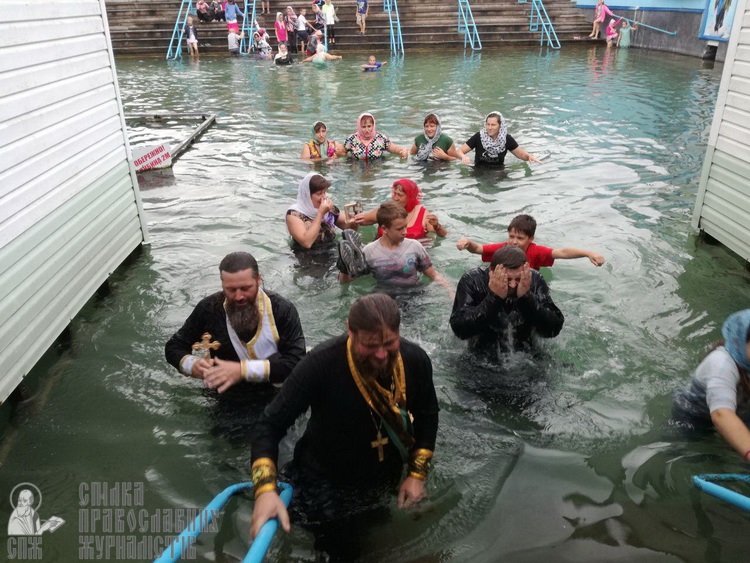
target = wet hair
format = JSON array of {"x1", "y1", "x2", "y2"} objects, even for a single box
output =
[
  {"x1": 309, "y1": 174, "x2": 331, "y2": 195},
  {"x1": 508, "y1": 214, "x2": 537, "y2": 237},
  {"x1": 423, "y1": 114, "x2": 439, "y2": 126},
  {"x1": 348, "y1": 293, "x2": 401, "y2": 333},
  {"x1": 219, "y1": 252, "x2": 259, "y2": 276},
  {"x1": 376, "y1": 201, "x2": 407, "y2": 229},
  {"x1": 490, "y1": 245, "x2": 528, "y2": 270}
]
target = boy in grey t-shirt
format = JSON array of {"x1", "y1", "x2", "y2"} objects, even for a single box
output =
[{"x1": 339, "y1": 202, "x2": 451, "y2": 291}]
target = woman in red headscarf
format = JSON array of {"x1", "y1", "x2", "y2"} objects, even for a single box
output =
[{"x1": 352, "y1": 179, "x2": 448, "y2": 239}]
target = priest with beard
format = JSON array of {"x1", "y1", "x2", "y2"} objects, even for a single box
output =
[
  {"x1": 248, "y1": 293, "x2": 439, "y2": 559},
  {"x1": 450, "y1": 245, "x2": 564, "y2": 354},
  {"x1": 165, "y1": 252, "x2": 306, "y2": 393}
]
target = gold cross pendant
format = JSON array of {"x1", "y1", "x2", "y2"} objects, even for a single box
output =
[
  {"x1": 192, "y1": 332, "x2": 221, "y2": 359},
  {"x1": 371, "y1": 431, "x2": 389, "y2": 462}
]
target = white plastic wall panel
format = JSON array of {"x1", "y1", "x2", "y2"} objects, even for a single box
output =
[
  {"x1": 693, "y1": 0, "x2": 750, "y2": 263},
  {"x1": 0, "y1": 0, "x2": 147, "y2": 402}
]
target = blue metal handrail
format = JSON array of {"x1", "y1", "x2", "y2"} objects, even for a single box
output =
[
  {"x1": 240, "y1": 1, "x2": 259, "y2": 55},
  {"x1": 154, "y1": 481, "x2": 294, "y2": 563},
  {"x1": 457, "y1": 0, "x2": 482, "y2": 50},
  {"x1": 693, "y1": 474, "x2": 750, "y2": 512},
  {"x1": 527, "y1": 0, "x2": 560, "y2": 49},
  {"x1": 383, "y1": 0, "x2": 405, "y2": 56},
  {"x1": 166, "y1": 0, "x2": 194, "y2": 59},
  {"x1": 611, "y1": 13, "x2": 677, "y2": 35}
]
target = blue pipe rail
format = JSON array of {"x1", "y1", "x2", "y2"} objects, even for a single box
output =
[
  {"x1": 693, "y1": 474, "x2": 750, "y2": 512},
  {"x1": 527, "y1": 0, "x2": 560, "y2": 49},
  {"x1": 383, "y1": 0, "x2": 405, "y2": 56},
  {"x1": 153, "y1": 482, "x2": 293, "y2": 563},
  {"x1": 457, "y1": 0, "x2": 482, "y2": 50},
  {"x1": 611, "y1": 13, "x2": 677, "y2": 35},
  {"x1": 240, "y1": 1, "x2": 259, "y2": 55},
  {"x1": 166, "y1": 0, "x2": 194, "y2": 60}
]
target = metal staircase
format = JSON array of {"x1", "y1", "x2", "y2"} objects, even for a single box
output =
[{"x1": 457, "y1": 0, "x2": 482, "y2": 50}]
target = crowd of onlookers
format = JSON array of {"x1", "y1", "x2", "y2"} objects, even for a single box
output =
[{"x1": 186, "y1": 0, "x2": 373, "y2": 57}]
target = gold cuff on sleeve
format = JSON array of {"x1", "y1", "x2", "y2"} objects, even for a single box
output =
[
  {"x1": 251, "y1": 458, "x2": 277, "y2": 499},
  {"x1": 408, "y1": 448, "x2": 434, "y2": 481}
]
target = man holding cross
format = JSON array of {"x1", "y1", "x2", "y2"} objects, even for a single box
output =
[
  {"x1": 165, "y1": 252, "x2": 306, "y2": 392},
  {"x1": 249, "y1": 293, "x2": 439, "y2": 558}
]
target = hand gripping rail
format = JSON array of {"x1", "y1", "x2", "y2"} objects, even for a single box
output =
[
  {"x1": 693, "y1": 473, "x2": 750, "y2": 512},
  {"x1": 154, "y1": 482, "x2": 293, "y2": 563}
]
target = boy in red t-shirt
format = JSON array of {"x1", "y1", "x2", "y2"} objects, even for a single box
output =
[{"x1": 456, "y1": 214, "x2": 605, "y2": 270}]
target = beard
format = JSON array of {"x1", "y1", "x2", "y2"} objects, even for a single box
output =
[
  {"x1": 226, "y1": 299, "x2": 259, "y2": 342},
  {"x1": 353, "y1": 348, "x2": 399, "y2": 388}
]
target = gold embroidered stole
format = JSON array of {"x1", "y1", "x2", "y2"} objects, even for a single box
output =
[{"x1": 346, "y1": 338, "x2": 415, "y2": 452}]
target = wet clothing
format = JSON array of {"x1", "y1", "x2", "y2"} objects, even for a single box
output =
[
  {"x1": 274, "y1": 52, "x2": 294, "y2": 65},
  {"x1": 363, "y1": 238, "x2": 432, "y2": 286},
  {"x1": 364, "y1": 62, "x2": 382, "y2": 72},
  {"x1": 481, "y1": 241, "x2": 555, "y2": 270},
  {"x1": 450, "y1": 267, "x2": 564, "y2": 353},
  {"x1": 305, "y1": 139, "x2": 336, "y2": 159},
  {"x1": 344, "y1": 132, "x2": 391, "y2": 160},
  {"x1": 672, "y1": 347, "x2": 750, "y2": 428},
  {"x1": 618, "y1": 26, "x2": 632, "y2": 47},
  {"x1": 465, "y1": 131, "x2": 519, "y2": 167},
  {"x1": 286, "y1": 209, "x2": 338, "y2": 247},
  {"x1": 165, "y1": 289, "x2": 305, "y2": 386},
  {"x1": 376, "y1": 206, "x2": 428, "y2": 240},
  {"x1": 413, "y1": 133, "x2": 453, "y2": 159},
  {"x1": 251, "y1": 335, "x2": 438, "y2": 485}
]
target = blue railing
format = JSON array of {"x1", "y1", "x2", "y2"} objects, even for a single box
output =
[
  {"x1": 693, "y1": 474, "x2": 750, "y2": 512},
  {"x1": 527, "y1": 0, "x2": 560, "y2": 49},
  {"x1": 240, "y1": 1, "x2": 259, "y2": 55},
  {"x1": 383, "y1": 0, "x2": 405, "y2": 56},
  {"x1": 154, "y1": 481, "x2": 294, "y2": 563},
  {"x1": 457, "y1": 0, "x2": 482, "y2": 50},
  {"x1": 166, "y1": 0, "x2": 194, "y2": 59}
]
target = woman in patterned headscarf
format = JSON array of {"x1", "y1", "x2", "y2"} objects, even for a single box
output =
[
  {"x1": 410, "y1": 114, "x2": 465, "y2": 162},
  {"x1": 672, "y1": 309, "x2": 750, "y2": 461},
  {"x1": 341, "y1": 113, "x2": 408, "y2": 161},
  {"x1": 286, "y1": 172, "x2": 352, "y2": 249},
  {"x1": 458, "y1": 111, "x2": 540, "y2": 168}
]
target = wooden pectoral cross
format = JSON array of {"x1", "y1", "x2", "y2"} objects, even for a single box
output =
[
  {"x1": 371, "y1": 431, "x2": 389, "y2": 462},
  {"x1": 192, "y1": 332, "x2": 221, "y2": 359}
]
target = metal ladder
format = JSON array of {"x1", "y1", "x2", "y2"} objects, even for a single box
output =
[
  {"x1": 524, "y1": 0, "x2": 560, "y2": 49},
  {"x1": 240, "y1": 0, "x2": 259, "y2": 55},
  {"x1": 166, "y1": 0, "x2": 193, "y2": 59},
  {"x1": 383, "y1": 0, "x2": 405, "y2": 56},
  {"x1": 457, "y1": 0, "x2": 482, "y2": 50}
]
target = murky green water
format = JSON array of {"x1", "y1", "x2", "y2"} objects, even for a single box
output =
[{"x1": 3, "y1": 46, "x2": 750, "y2": 562}]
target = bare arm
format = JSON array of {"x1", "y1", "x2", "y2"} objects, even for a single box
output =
[
  {"x1": 301, "y1": 143, "x2": 313, "y2": 160},
  {"x1": 352, "y1": 208, "x2": 378, "y2": 227},
  {"x1": 551, "y1": 247, "x2": 605, "y2": 266},
  {"x1": 423, "y1": 266, "x2": 453, "y2": 294},
  {"x1": 456, "y1": 238, "x2": 482, "y2": 255},
  {"x1": 424, "y1": 211, "x2": 448, "y2": 237},
  {"x1": 510, "y1": 147, "x2": 541, "y2": 164},
  {"x1": 388, "y1": 142, "x2": 409, "y2": 158},
  {"x1": 286, "y1": 202, "x2": 334, "y2": 249},
  {"x1": 409, "y1": 143, "x2": 418, "y2": 155},
  {"x1": 711, "y1": 408, "x2": 750, "y2": 460}
]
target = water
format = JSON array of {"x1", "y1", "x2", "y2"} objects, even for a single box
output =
[{"x1": 3, "y1": 46, "x2": 750, "y2": 562}]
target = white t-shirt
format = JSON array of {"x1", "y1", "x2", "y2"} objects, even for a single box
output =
[
  {"x1": 297, "y1": 14, "x2": 308, "y2": 31},
  {"x1": 227, "y1": 32, "x2": 241, "y2": 50},
  {"x1": 694, "y1": 347, "x2": 742, "y2": 412}
]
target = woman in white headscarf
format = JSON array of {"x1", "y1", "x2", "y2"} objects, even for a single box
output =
[
  {"x1": 458, "y1": 111, "x2": 541, "y2": 168},
  {"x1": 286, "y1": 173, "x2": 351, "y2": 249}
]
